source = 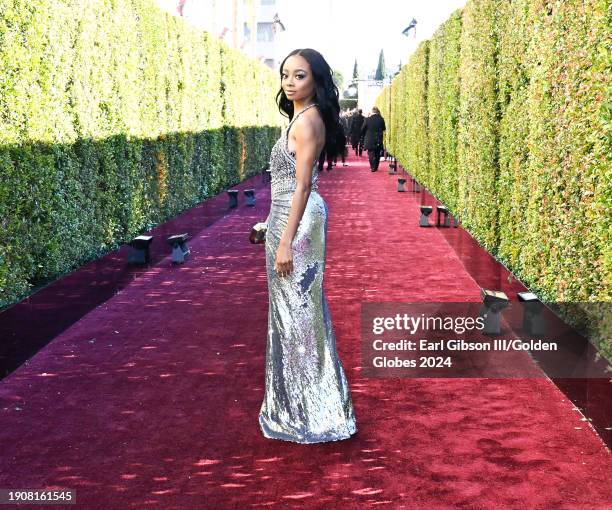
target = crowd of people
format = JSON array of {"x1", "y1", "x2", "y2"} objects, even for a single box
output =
[{"x1": 319, "y1": 107, "x2": 386, "y2": 172}]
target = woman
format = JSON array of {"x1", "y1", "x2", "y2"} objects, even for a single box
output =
[{"x1": 258, "y1": 48, "x2": 357, "y2": 444}]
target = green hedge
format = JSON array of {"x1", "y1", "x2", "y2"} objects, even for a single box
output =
[
  {"x1": 496, "y1": 0, "x2": 532, "y2": 277},
  {"x1": 404, "y1": 42, "x2": 430, "y2": 179},
  {"x1": 0, "y1": 0, "x2": 281, "y2": 308},
  {"x1": 377, "y1": 0, "x2": 611, "y2": 357},
  {"x1": 457, "y1": 0, "x2": 501, "y2": 252}
]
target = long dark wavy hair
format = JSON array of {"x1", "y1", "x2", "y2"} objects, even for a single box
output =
[{"x1": 276, "y1": 48, "x2": 346, "y2": 162}]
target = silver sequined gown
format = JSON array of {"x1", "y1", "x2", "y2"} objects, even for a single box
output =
[{"x1": 259, "y1": 103, "x2": 357, "y2": 444}]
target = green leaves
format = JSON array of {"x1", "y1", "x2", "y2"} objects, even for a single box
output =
[
  {"x1": 375, "y1": 0, "x2": 610, "y2": 358},
  {"x1": 0, "y1": 0, "x2": 280, "y2": 309}
]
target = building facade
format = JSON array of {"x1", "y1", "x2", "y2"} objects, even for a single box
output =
[
  {"x1": 156, "y1": 0, "x2": 286, "y2": 69},
  {"x1": 156, "y1": 0, "x2": 259, "y2": 59}
]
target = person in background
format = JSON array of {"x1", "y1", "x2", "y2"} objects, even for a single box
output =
[
  {"x1": 333, "y1": 143, "x2": 348, "y2": 167},
  {"x1": 317, "y1": 150, "x2": 334, "y2": 172},
  {"x1": 361, "y1": 106, "x2": 386, "y2": 172},
  {"x1": 349, "y1": 109, "x2": 364, "y2": 156},
  {"x1": 340, "y1": 111, "x2": 350, "y2": 138}
]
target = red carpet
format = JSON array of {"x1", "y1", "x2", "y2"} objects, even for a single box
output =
[{"x1": 0, "y1": 151, "x2": 610, "y2": 509}]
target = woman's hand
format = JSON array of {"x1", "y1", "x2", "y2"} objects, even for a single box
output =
[{"x1": 275, "y1": 239, "x2": 293, "y2": 277}]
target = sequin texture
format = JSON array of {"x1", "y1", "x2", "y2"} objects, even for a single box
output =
[{"x1": 259, "y1": 104, "x2": 357, "y2": 443}]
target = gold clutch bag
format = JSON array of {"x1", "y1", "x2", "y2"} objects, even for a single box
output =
[{"x1": 249, "y1": 222, "x2": 267, "y2": 244}]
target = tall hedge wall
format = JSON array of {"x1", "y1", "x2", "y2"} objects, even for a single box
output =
[
  {"x1": 377, "y1": 0, "x2": 611, "y2": 356},
  {"x1": 457, "y1": 0, "x2": 501, "y2": 252},
  {"x1": 0, "y1": 0, "x2": 281, "y2": 308},
  {"x1": 426, "y1": 10, "x2": 462, "y2": 210},
  {"x1": 496, "y1": 0, "x2": 532, "y2": 278},
  {"x1": 404, "y1": 42, "x2": 430, "y2": 181}
]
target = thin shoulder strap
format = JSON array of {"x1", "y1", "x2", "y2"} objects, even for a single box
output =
[{"x1": 288, "y1": 103, "x2": 319, "y2": 127}]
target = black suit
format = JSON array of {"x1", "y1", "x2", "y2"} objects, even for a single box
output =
[
  {"x1": 361, "y1": 113, "x2": 386, "y2": 170},
  {"x1": 349, "y1": 113, "x2": 365, "y2": 154}
]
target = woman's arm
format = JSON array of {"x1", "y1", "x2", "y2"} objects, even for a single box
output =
[
  {"x1": 282, "y1": 117, "x2": 319, "y2": 244},
  {"x1": 274, "y1": 116, "x2": 321, "y2": 276}
]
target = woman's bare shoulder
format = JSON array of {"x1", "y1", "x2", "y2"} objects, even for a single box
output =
[
  {"x1": 303, "y1": 106, "x2": 325, "y2": 128},
  {"x1": 294, "y1": 108, "x2": 325, "y2": 140}
]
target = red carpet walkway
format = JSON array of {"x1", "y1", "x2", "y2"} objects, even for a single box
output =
[{"x1": 0, "y1": 151, "x2": 610, "y2": 509}]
